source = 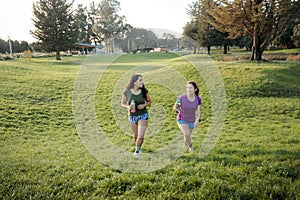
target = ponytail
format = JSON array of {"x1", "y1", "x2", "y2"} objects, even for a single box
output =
[{"x1": 141, "y1": 84, "x2": 148, "y2": 100}]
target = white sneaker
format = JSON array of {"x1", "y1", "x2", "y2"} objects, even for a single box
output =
[
  {"x1": 134, "y1": 147, "x2": 141, "y2": 157},
  {"x1": 189, "y1": 147, "x2": 194, "y2": 152},
  {"x1": 134, "y1": 150, "x2": 139, "y2": 157}
]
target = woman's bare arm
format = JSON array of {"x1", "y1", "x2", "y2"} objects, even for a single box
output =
[{"x1": 121, "y1": 94, "x2": 130, "y2": 109}]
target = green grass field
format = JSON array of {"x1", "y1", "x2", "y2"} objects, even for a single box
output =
[{"x1": 0, "y1": 52, "x2": 299, "y2": 199}]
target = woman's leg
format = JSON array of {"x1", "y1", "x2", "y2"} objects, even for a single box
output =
[
  {"x1": 178, "y1": 124, "x2": 193, "y2": 148},
  {"x1": 189, "y1": 128, "x2": 194, "y2": 151},
  {"x1": 130, "y1": 123, "x2": 138, "y2": 143},
  {"x1": 136, "y1": 120, "x2": 148, "y2": 148}
]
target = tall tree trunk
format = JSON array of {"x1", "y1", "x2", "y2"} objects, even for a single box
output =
[
  {"x1": 251, "y1": 1, "x2": 264, "y2": 61},
  {"x1": 251, "y1": 22, "x2": 261, "y2": 61},
  {"x1": 56, "y1": 51, "x2": 61, "y2": 60},
  {"x1": 112, "y1": 38, "x2": 115, "y2": 54},
  {"x1": 250, "y1": 46, "x2": 255, "y2": 60},
  {"x1": 255, "y1": 45, "x2": 262, "y2": 61},
  {"x1": 207, "y1": 46, "x2": 211, "y2": 55},
  {"x1": 251, "y1": 43, "x2": 263, "y2": 61},
  {"x1": 223, "y1": 44, "x2": 228, "y2": 54}
]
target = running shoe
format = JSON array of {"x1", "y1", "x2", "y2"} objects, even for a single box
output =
[{"x1": 189, "y1": 147, "x2": 194, "y2": 152}]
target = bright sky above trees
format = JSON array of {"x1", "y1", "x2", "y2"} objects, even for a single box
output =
[{"x1": 0, "y1": 0, "x2": 194, "y2": 42}]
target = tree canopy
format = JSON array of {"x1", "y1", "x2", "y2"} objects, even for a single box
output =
[
  {"x1": 115, "y1": 28, "x2": 157, "y2": 53},
  {"x1": 92, "y1": 0, "x2": 130, "y2": 53},
  {"x1": 31, "y1": 0, "x2": 79, "y2": 60},
  {"x1": 206, "y1": 0, "x2": 300, "y2": 60},
  {"x1": 0, "y1": 38, "x2": 29, "y2": 54},
  {"x1": 185, "y1": 0, "x2": 232, "y2": 55}
]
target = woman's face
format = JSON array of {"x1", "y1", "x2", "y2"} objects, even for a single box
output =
[
  {"x1": 186, "y1": 83, "x2": 195, "y2": 95},
  {"x1": 134, "y1": 76, "x2": 143, "y2": 88}
]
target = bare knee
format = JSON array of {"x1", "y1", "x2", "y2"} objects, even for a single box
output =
[{"x1": 131, "y1": 124, "x2": 138, "y2": 136}]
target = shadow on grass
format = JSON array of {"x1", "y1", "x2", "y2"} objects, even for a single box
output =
[
  {"x1": 229, "y1": 61, "x2": 300, "y2": 98},
  {"x1": 255, "y1": 62, "x2": 300, "y2": 97},
  {"x1": 177, "y1": 148, "x2": 300, "y2": 180}
]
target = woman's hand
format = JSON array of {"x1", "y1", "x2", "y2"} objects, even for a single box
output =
[
  {"x1": 137, "y1": 104, "x2": 145, "y2": 110},
  {"x1": 194, "y1": 120, "x2": 200, "y2": 128},
  {"x1": 121, "y1": 94, "x2": 131, "y2": 110}
]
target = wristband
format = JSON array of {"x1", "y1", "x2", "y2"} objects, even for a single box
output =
[{"x1": 198, "y1": 119, "x2": 201, "y2": 122}]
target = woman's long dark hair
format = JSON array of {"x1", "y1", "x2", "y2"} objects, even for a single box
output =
[
  {"x1": 126, "y1": 74, "x2": 147, "y2": 99},
  {"x1": 187, "y1": 81, "x2": 199, "y2": 96},
  {"x1": 126, "y1": 74, "x2": 142, "y2": 89}
]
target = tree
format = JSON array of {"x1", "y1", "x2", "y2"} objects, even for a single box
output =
[
  {"x1": 159, "y1": 33, "x2": 179, "y2": 51},
  {"x1": 9, "y1": 40, "x2": 29, "y2": 53},
  {"x1": 31, "y1": 0, "x2": 79, "y2": 60},
  {"x1": 114, "y1": 27, "x2": 157, "y2": 53},
  {"x1": 92, "y1": 0, "x2": 130, "y2": 53},
  {"x1": 234, "y1": 35, "x2": 252, "y2": 50},
  {"x1": 185, "y1": 0, "x2": 230, "y2": 55},
  {"x1": 183, "y1": 21, "x2": 199, "y2": 53},
  {"x1": 30, "y1": 42, "x2": 43, "y2": 52},
  {"x1": 0, "y1": 38, "x2": 8, "y2": 54},
  {"x1": 207, "y1": 0, "x2": 300, "y2": 61},
  {"x1": 86, "y1": 2, "x2": 103, "y2": 46},
  {"x1": 75, "y1": 4, "x2": 90, "y2": 44},
  {"x1": 0, "y1": 38, "x2": 29, "y2": 54},
  {"x1": 292, "y1": 23, "x2": 300, "y2": 47},
  {"x1": 273, "y1": 19, "x2": 299, "y2": 48},
  {"x1": 20, "y1": 41, "x2": 30, "y2": 52}
]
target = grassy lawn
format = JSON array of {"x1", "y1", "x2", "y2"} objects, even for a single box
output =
[{"x1": 0, "y1": 53, "x2": 299, "y2": 199}]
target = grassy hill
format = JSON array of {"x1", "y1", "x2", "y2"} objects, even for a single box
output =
[{"x1": 0, "y1": 53, "x2": 299, "y2": 199}]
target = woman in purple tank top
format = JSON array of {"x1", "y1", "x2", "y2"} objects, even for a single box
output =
[{"x1": 174, "y1": 81, "x2": 202, "y2": 152}]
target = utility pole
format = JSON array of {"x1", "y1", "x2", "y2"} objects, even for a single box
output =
[
  {"x1": 127, "y1": 39, "x2": 130, "y2": 53},
  {"x1": 8, "y1": 36, "x2": 12, "y2": 56}
]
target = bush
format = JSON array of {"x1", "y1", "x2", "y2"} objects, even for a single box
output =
[
  {"x1": 268, "y1": 46, "x2": 283, "y2": 51},
  {"x1": 31, "y1": 53, "x2": 55, "y2": 58},
  {"x1": 0, "y1": 54, "x2": 14, "y2": 60},
  {"x1": 222, "y1": 55, "x2": 251, "y2": 61},
  {"x1": 286, "y1": 54, "x2": 300, "y2": 61},
  {"x1": 263, "y1": 53, "x2": 288, "y2": 61},
  {"x1": 216, "y1": 53, "x2": 299, "y2": 61}
]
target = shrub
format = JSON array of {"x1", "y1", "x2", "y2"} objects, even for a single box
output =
[
  {"x1": 263, "y1": 53, "x2": 288, "y2": 60},
  {"x1": 223, "y1": 55, "x2": 251, "y2": 61},
  {"x1": 217, "y1": 53, "x2": 299, "y2": 61},
  {"x1": 286, "y1": 54, "x2": 300, "y2": 62},
  {"x1": 268, "y1": 46, "x2": 283, "y2": 51},
  {"x1": 31, "y1": 53, "x2": 55, "y2": 58},
  {"x1": 0, "y1": 54, "x2": 14, "y2": 60}
]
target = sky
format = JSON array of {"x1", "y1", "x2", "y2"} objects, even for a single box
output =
[{"x1": 0, "y1": 0, "x2": 194, "y2": 43}]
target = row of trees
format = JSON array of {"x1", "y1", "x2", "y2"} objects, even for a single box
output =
[
  {"x1": 114, "y1": 29, "x2": 181, "y2": 52},
  {"x1": 30, "y1": 0, "x2": 186, "y2": 60},
  {"x1": 74, "y1": 1, "x2": 131, "y2": 51},
  {"x1": 4, "y1": 0, "x2": 299, "y2": 61},
  {"x1": 0, "y1": 38, "x2": 29, "y2": 54},
  {"x1": 31, "y1": 0, "x2": 177, "y2": 59},
  {"x1": 31, "y1": 0, "x2": 123, "y2": 59},
  {"x1": 184, "y1": 0, "x2": 300, "y2": 60},
  {"x1": 1, "y1": 0, "x2": 181, "y2": 59},
  {"x1": 74, "y1": 2, "x2": 178, "y2": 53}
]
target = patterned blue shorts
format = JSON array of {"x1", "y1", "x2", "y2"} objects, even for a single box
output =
[{"x1": 129, "y1": 113, "x2": 149, "y2": 124}]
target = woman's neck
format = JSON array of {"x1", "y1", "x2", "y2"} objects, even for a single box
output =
[
  {"x1": 187, "y1": 93, "x2": 195, "y2": 98},
  {"x1": 131, "y1": 87, "x2": 141, "y2": 94},
  {"x1": 132, "y1": 86, "x2": 140, "y2": 91}
]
